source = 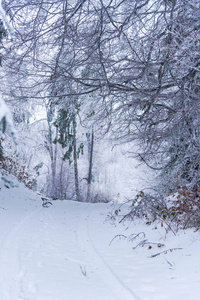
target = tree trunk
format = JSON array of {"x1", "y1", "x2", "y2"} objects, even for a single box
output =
[
  {"x1": 73, "y1": 120, "x2": 80, "y2": 201},
  {"x1": 87, "y1": 128, "x2": 94, "y2": 202},
  {"x1": 73, "y1": 141, "x2": 80, "y2": 201},
  {"x1": 46, "y1": 107, "x2": 58, "y2": 198}
]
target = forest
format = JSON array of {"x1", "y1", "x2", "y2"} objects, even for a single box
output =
[{"x1": 0, "y1": 0, "x2": 200, "y2": 228}]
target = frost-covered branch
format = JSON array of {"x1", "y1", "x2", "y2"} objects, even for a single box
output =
[
  {"x1": 0, "y1": 0, "x2": 14, "y2": 37},
  {"x1": 0, "y1": 96, "x2": 17, "y2": 144}
]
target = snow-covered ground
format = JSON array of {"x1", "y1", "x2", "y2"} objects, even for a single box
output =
[{"x1": 0, "y1": 178, "x2": 200, "y2": 300}]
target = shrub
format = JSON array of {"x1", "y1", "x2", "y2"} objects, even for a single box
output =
[
  {"x1": 0, "y1": 156, "x2": 36, "y2": 189},
  {"x1": 166, "y1": 186, "x2": 200, "y2": 230},
  {"x1": 120, "y1": 188, "x2": 200, "y2": 232}
]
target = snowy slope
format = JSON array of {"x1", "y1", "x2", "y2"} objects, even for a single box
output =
[{"x1": 0, "y1": 179, "x2": 200, "y2": 300}]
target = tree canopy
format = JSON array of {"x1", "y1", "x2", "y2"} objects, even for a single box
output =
[{"x1": 1, "y1": 0, "x2": 200, "y2": 197}]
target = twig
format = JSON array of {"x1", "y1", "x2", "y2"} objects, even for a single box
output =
[
  {"x1": 149, "y1": 248, "x2": 182, "y2": 258},
  {"x1": 109, "y1": 234, "x2": 127, "y2": 246},
  {"x1": 164, "y1": 257, "x2": 175, "y2": 269},
  {"x1": 128, "y1": 232, "x2": 146, "y2": 242},
  {"x1": 132, "y1": 239, "x2": 148, "y2": 250},
  {"x1": 80, "y1": 265, "x2": 87, "y2": 277}
]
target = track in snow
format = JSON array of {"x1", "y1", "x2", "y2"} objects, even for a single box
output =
[
  {"x1": 0, "y1": 209, "x2": 39, "y2": 300},
  {"x1": 0, "y1": 201, "x2": 141, "y2": 300},
  {"x1": 78, "y1": 204, "x2": 141, "y2": 300}
]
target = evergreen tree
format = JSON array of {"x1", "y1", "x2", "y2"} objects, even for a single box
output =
[{"x1": 54, "y1": 99, "x2": 84, "y2": 202}]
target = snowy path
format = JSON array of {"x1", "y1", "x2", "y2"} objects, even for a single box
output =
[
  {"x1": 78, "y1": 204, "x2": 140, "y2": 300},
  {"x1": 0, "y1": 195, "x2": 140, "y2": 300},
  {"x1": 1, "y1": 184, "x2": 200, "y2": 300}
]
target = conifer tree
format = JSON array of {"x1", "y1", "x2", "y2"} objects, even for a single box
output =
[{"x1": 54, "y1": 98, "x2": 84, "y2": 202}]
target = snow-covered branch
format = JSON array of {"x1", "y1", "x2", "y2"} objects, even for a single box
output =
[{"x1": 0, "y1": 96, "x2": 17, "y2": 144}]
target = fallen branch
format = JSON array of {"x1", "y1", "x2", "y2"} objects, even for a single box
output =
[
  {"x1": 41, "y1": 197, "x2": 52, "y2": 208},
  {"x1": 149, "y1": 248, "x2": 182, "y2": 258}
]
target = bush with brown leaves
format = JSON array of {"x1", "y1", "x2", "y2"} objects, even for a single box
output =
[
  {"x1": 0, "y1": 156, "x2": 36, "y2": 189},
  {"x1": 121, "y1": 187, "x2": 200, "y2": 233}
]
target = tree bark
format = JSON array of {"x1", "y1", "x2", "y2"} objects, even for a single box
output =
[
  {"x1": 73, "y1": 121, "x2": 80, "y2": 201},
  {"x1": 87, "y1": 128, "x2": 94, "y2": 202}
]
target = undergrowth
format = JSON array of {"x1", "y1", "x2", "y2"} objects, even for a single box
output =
[
  {"x1": 118, "y1": 187, "x2": 200, "y2": 233},
  {"x1": 0, "y1": 156, "x2": 36, "y2": 189}
]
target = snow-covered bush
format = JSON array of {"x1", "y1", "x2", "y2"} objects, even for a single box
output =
[
  {"x1": 0, "y1": 155, "x2": 36, "y2": 189},
  {"x1": 165, "y1": 187, "x2": 200, "y2": 230},
  {"x1": 120, "y1": 188, "x2": 200, "y2": 233},
  {"x1": 120, "y1": 191, "x2": 167, "y2": 225},
  {"x1": 91, "y1": 192, "x2": 111, "y2": 203}
]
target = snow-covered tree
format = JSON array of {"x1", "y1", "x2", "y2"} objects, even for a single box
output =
[
  {"x1": 0, "y1": 0, "x2": 17, "y2": 148},
  {"x1": 3, "y1": 0, "x2": 200, "y2": 197},
  {"x1": 0, "y1": 97, "x2": 17, "y2": 142}
]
